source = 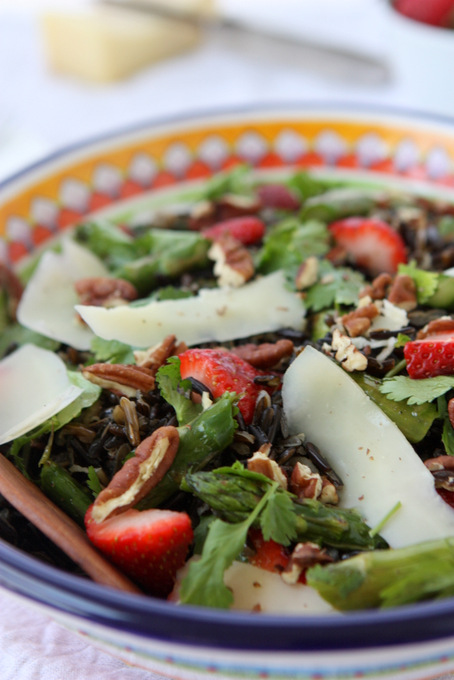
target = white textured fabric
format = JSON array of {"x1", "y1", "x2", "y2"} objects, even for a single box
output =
[{"x1": 0, "y1": 589, "x2": 163, "y2": 680}]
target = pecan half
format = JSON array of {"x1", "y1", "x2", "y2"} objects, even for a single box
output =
[
  {"x1": 360, "y1": 273, "x2": 392, "y2": 300},
  {"x1": 134, "y1": 334, "x2": 187, "y2": 372},
  {"x1": 417, "y1": 316, "x2": 454, "y2": 339},
  {"x1": 231, "y1": 339, "x2": 294, "y2": 369},
  {"x1": 82, "y1": 363, "x2": 155, "y2": 397},
  {"x1": 75, "y1": 276, "x2": 138, "y2": 307},
  {"x1": 92, "y1": 426, "x2": 179, "y2": 522},
  {"x1": 208, "y1": 233, "x2": 254, "y2": 287}
]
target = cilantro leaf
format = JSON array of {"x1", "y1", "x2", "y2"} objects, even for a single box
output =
[
  {"x1": 305, "y1": 260, "x2": 365, "y2": 312},
  {"x1": 257, "y1": 218, "x2": 329, "y2": 275},
  {"x1": 87, "y1": 466, "x2": 102, "y2": 497},
  {"x1": 179, "y1": 481, "x2": 279, "y2": 608},
  {"x1": 380, "y1": 375, "x2": 454, "y2": 405},
  {"x1": 156, "y1": 357, "x2": 202, "y2": 426},
  {"x1": 260, "y1": 490, "x2": 298, "y2": 545}
]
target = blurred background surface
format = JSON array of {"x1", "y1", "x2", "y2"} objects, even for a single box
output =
[{"x1": 1, "y1": 0, "x2": 453, "y2": 182}]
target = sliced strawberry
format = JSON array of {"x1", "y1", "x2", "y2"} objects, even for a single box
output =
[
  {"x1": 248, "y1": 528, "x2": 290, "y2": 574},
  {"x1": 393, "y1": 0, "x2": 454, "y2": 27},
  {"x1": 257, "y1": 184, "x2": 300, "y2": 211},
  {"x1": 179, "y1": 348, "x2": 273, "y2": 424},
  {"x1": 85, "y1": 505, "x2": 193, "y2": 597},
  {"x1": 404, "y1": 331, "x2": 454, "y2": 379},
  {"x1": 202, "y1": 216, "x2": 265, "y2": 245},
  {"x1": 329, "y1": 217, "x2": 407, "y2": 276}
]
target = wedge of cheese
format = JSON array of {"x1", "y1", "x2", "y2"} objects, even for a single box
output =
[
  {"x1": 76, "y1": 270, "x2": 305, "y2": 348},
  {"x1": 0, "y1": 344, "x2": 83, "y2": 446},
  {"x1": 40, "y1": 1, "x2": 213, "y2": 83},
  {"x1": 282, "y1": 346, "x2": 454, "y2": 548}
]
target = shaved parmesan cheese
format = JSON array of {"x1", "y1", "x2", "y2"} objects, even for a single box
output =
[
  {"x1": 76, "y1": 271, "x2": 305, "y2": 348},
  {"x1": 225, "y1": 561, "x2": 335, "y2": 614},
  {"x1": 0, "y1": 344, "x2": 83, "y2": 445},
  {"x1": 17, "y1": 239, "x2": 109, "y2": 350},
  {"x1": 171, "y1": 559, "x2": 335, "y2": 614},
  {"x1": 282, "y1": 345, "x2": 454, "y2": 548},
  {"x1": 369, "y1": 299, "x2": 408, "y2": 332}
]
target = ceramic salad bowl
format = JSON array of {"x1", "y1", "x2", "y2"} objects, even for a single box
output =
[{"x1": 3, "y1": 105, "x2": 454, "y2": 680}]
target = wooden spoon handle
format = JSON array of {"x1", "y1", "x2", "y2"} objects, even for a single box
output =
[{"x1": 0, "y1": 454, "x2": 141, "y2": 594}]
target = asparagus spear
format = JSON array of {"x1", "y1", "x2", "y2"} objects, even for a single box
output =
[
  {"x1": 139, "y1": 394, "x2": 238, "y2": 508},
  {"x1": 306, "y1": 537, "x2": 454, "y2": 610},
  {"x1": 182, "y1": 466, "x2": 387, "y2": 551}
]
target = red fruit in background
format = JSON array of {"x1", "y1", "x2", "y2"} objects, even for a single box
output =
[
  {"x1": 393, "y1": 0, "x2": 454, "y2": 27},
  {"x1": 257, "y1": 184, "x2": 301, "y2": 211},
  {"x1": 202, "y1": 216, "x2": 265, "y2": 245},
  {"x1": 85, "y1": 506, "x2": 193, "y2": 597},
  {"x1": 329, "y1": 217, "x2": 407, "y2": 276},
  {"x1": 179, "y1": 348, "x2": 274, "y2": 424},
  {"x1": 404, "y1": 332, "x2": 454, "y2": 379}
]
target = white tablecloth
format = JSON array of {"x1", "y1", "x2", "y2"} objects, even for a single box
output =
[{"x1": 0, "y1": 1, "x2": 452, "y2": 677}]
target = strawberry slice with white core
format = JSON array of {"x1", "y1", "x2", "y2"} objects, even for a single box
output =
[
  {"x1": 329, "y1": 217, "x2": 407, "y2": 276},
  {"x1": 179, "y1": 348, "x2": 274, "y2": 424},
  {"x1": 85, "y1": 506, "x2": 193, "y2": 597},
  {"x1": 404, "y1": 332, "x2": 454, "y2": 379}
]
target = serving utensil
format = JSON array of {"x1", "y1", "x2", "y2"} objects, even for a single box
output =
[
  {"x1": 0, "y1": 453, "x2": 141, "y2": 593},
  {"x1": 99, "y1": 0, "x2": 390, "y2": 84}
]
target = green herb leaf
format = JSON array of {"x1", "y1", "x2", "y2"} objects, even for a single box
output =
[
  {"x1": 398, "y1": 263, "x2": 439, "y2": 304},
  {"x1": 380, "y1": 375, "x2": 454, "y2": 405},
  {"x1": 260, "y1": 490, "x2": 298, "y2": 545},
  {"x1": 305, "y1": 260, "x2": 365, "y2": 312},
  {"x1": 196, "y1": 164, "x2": 252, "y2": 201},
  {"x1": 87, "y1": 466, "x2": 102, "y2": 497},
  {"x1": 257, "y1": 218, "x2": 329, "y2": 275},
  {"x1": 179, "y1": 481, "x2": 278, "y2": 608},
  {"x1": 156, "y1": 357, "x2": 203, "y2": 426},
  {"x1": 89, "y1": 337, "x2": 136, "y2": 364}
]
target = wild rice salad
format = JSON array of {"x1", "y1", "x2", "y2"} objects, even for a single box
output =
[{"x1": 2, "y1": 165, "x2": 454, "y2": 611}]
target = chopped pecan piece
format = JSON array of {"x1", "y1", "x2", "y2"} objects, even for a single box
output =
[
  {"x1": 281, "y1": 542, "x2": 334, "y2": 585},
  {"x1": 231, "y1": 339, "x2": 294, "y2": 369},
  {"x1": 92, "y1": 426, "x2": 180, "y2": 522},
  {"x1": 247, "y1": 450, "x2": 288, "y2": 489},
  {"x1": 134, "y1": 334, "x2": 187, "y2": 373},
  {"x1": 341, "y1": 303, "x2": 380, "y2": 338},
  {"x1": 208, "y1": 233, "x2": 254, "y2": 287},
  {"x1": 319, "y1": 477, "x2": 339, "y2": 504},
  {"x1": 331, "y1": 328, "x2": 368, "y2": 371},
  {"x1": 425, "y1": 454, "x2": 454, "y2": 491},
  {"x1": 289, "y1": 462, "x2": 322, "y2": 500},
  {"x1": 75, "y1": 276, "x2": 138, "y2": 307},
  {"x1": 82, "y1": 363, "x2": 155, "y2": 397},
  {"x1": 387, "y1": 274, "x2": 417, "y2": 311},
  {"x1": 295, "y1": 256, "x2": 319, "y2": 291}
]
